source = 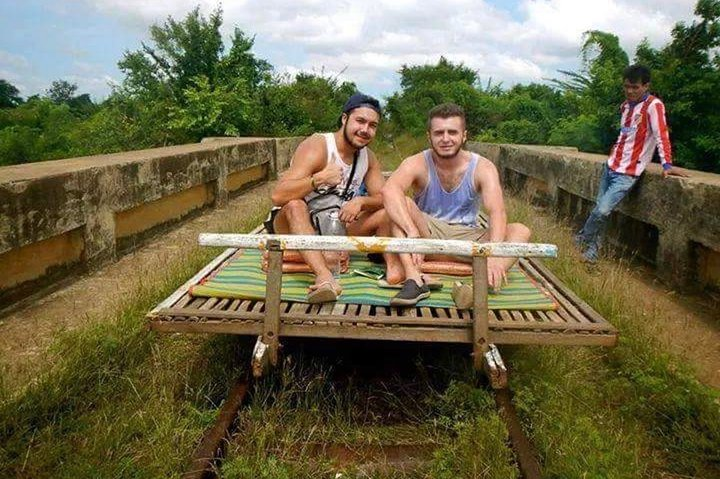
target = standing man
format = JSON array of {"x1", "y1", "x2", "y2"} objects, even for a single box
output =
[
  {"x1": 381, "y1": 103, "x2": 531, "y2": 306},
  {"x1": 575, "y1": 64, "x2": 689, "y2": 263},
  {"x1": 270, "y1": 93, "x2": 387, "y2": 303}
]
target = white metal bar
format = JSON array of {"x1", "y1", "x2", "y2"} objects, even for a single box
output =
[{"x1": 198, "y1": 233, "x2": 557, "y2": 258}]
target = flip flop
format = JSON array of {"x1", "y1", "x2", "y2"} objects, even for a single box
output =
[
  {"x1": 307, "y1": 280, "x2": 341, "y2": 304},
  {"x1": 378, "y1": 277, "x2": 444, "y2": 291}
]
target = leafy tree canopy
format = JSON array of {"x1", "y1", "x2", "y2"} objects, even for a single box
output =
[
  {"x1": 46, "y1": 80, "x2": 78, "y2": 104},
  {"x1": 0, "y1": 79, "x2": 22, "y2": 108}
]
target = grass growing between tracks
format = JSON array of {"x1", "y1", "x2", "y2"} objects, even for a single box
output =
[
  {"x1": 222, "y1": 344, "x2": 519, "y2": 478},
  {"x1": 0, "y1": 199, "x2": 271, "y2": 478}
]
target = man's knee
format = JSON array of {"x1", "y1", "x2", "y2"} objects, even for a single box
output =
[
  {"x1": 595, "y1": 203, "x2": 615, "y2": 218},
  {"x1": 372, "y1": 208, "x2": 389, "y2": 223},
  {"x1": 507, "y1": 222, "x2": 531, "y2": 242},
  {"x1": 282, "y1": 199, "x2": 309, "y2": 221}
]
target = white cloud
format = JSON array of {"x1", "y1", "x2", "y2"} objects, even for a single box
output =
[
  {"x1": 0, "y1": 50, "x2": 119, "y2": 100},
  {"x1": 0, "y1": 51, "x2": 43, "y2": 96},
  {"x1": 74, "y1": 0, "x2": 700, "y2": 97},
  {"x1": 0, "y1": 51, "x2": 30, "y2": 70}
]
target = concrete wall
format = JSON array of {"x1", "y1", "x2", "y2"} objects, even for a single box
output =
[
  {"x1": 469, "y1": 142, "x2": 720, "y2": 291},
  {"x1": 0, "y1": 136, "x2": 303, "y2": 309}
]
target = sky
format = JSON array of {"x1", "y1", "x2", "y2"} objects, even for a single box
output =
[{"x1": 0, "y1": 0, "x2": 699, "y2": 102}]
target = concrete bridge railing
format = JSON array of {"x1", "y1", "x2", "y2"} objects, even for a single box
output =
[
  {"x1": 469, "y1": 142, "x2": 720, "y2": 291},
  {"x1": 0, "y1": 136, "x2": 302, "y2": 310},
  {"x1": 2, "y1": 137, "x2": 717, "y2": 311}
]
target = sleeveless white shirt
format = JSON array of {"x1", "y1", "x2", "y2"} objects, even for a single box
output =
[{"x1": 303, "y1": 133, "x2": 369, "y2": 204}]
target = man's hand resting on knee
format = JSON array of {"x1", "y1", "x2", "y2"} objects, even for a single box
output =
[{"x1": 487, "y1": 257, "x2": 508, "y2": 291}]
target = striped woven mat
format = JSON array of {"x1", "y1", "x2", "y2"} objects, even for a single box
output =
[{"x1": 190, "y1": 249, "x2": 557, "y2": 310}]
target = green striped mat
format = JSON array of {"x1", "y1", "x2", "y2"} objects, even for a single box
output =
[{"x1": 189, "y1": 249, "x2": 557, "y2": 310}]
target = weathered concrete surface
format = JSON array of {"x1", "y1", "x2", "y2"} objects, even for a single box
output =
[
  {"x1": 470, "y1": 142, "x2": 720, "y2": 290},
  {"x1": 0, "y1": 136, "x2": 303, "y2": 310}
]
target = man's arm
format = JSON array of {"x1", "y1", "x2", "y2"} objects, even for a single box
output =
[
  {"x1": 476, "y1": 158, "x2": 509, "y2": 289},
  {"x1": 381, "y1": 154, "x2": 425, "y2": 237},
  {"x1": 648, "y1": 100, "x2": 688, "y2": 178},
  {"x1": 476, "y1": 159, "x2": 507, "y2": 242},
  {"x1": 270, "y1": 135, "x2": 342, "y2": 206}
]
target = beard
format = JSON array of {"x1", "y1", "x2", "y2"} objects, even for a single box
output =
[
  {"x1": 431, "y1": 141, "x2": 463, "y2": 159},
  {"x1": 343, "y1": 122, "x2": 371, "y2": 150}
]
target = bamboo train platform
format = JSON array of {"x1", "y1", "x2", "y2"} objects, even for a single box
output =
[{"x1": 147, "y1": 221, "x2": 618, "y2": 382}]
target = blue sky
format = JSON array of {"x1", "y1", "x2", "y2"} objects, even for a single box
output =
[{"x1": 0, "y1": 0, "x2": 697, "y2": 101}]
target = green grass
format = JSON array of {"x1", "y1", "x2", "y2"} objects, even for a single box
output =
[
  {"x1": 503, "y1": 194, "x2": 720, "y2": 477},
  {"x1": 373, "y1": 133, "x2": 428, "y2": 170},
  {"x1": 221, "y1": 349, "x2": 518, "y2": 478}
]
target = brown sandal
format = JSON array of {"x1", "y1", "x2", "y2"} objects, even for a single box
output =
[{"x1": 307, "y1": 280, "x2": 341, "y2": 304}]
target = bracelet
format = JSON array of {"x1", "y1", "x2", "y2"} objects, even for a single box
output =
[{"x1": 310, "y1": 174, "x2": 319, "y2": 192}]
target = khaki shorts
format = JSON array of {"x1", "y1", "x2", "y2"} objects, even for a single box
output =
[{"x1": 422, "y1": 213, "x2": 488, "y2": 242}]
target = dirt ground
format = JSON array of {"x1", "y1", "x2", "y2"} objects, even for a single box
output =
[{"x1": 1, "y1": 181, "x2": 719, "y2": 393}]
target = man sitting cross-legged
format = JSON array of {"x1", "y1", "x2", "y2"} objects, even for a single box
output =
[
  {"x1": 269, "y1": 93, "x2": 389, "y2": 303},
  {"x1": 381, "y1": 103, "x2": 531, "y2": 306}
]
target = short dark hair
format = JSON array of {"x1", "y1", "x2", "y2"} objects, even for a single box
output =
[
  {"x1": 427, "y1": 103, "x2": 466, "y2": 130},
  {"x1": 623, "y1": 64, "x2": 651, "y2": 84}
]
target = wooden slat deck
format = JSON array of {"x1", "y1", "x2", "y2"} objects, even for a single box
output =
[{"x1": 147, "y1": 242, "x2": 617, "y2": 348}]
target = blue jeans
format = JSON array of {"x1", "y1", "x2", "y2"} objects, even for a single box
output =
[{"x1": 576, "y1": 164, "x2": 638, "y2": 261}]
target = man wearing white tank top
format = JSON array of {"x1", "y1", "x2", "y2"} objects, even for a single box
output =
[
  {"x1": 270, "y1": 93, "x2": 388, "y2": 303},
  {"x1": 382, "y1": 103, "x2": 532, "y2": 306}
]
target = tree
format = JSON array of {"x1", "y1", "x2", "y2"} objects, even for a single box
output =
[
  {"x1": 118, "y1": 7, "x2": 270, "y2": 102},
  {"x1": 256, "y1": 73, "x2": 356, "y2": 136},
  {"x1": 116, "y1": 7, "x2": 272, "y2": 142},
  {"x1": 386, "y1": 57, "x2": 492, "y2": 135},
  {"x1": 218, "y1": 29, "x2": 272, "y2": 92},
  {"x1": 46, "y1": 80, "x2": 78, "y2": 104},
  {"x1": 634, "y1": 0, "x2": 720, "y2": 172},
  {"x1": 548, "y1": 114, "x2": 604, "y2": 152},
  {"x1": 398, "y1": 56, "x2": 478, "y2": 91},
  {"x1": 0, "y1": 79, "x2": 22, "y2": 108},
  {"x1": 168, "y1": 75, "x2": 250, "y2": 138}
]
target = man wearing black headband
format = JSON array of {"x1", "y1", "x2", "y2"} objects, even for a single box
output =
[{"x1": 270, "y1": 93, "x2": 387, "y2": 303}]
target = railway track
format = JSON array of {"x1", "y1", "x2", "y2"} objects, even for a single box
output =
[{"x1": 180, "y1": 353, "x2": 541, "y2": 479}]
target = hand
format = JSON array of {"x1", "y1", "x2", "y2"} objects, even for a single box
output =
[
  {"x1": 662, "y1": 166, "x2": 689, "y2": 178},
  {"x1": 487, "y1": 257, "x2": 507, "y2": 291},
  {"x1": 339, "y1": 198, "x2": 364, "y2": 224},
  {"x1": 316, "y1": 162, "x2": 343, "y2": 188}
]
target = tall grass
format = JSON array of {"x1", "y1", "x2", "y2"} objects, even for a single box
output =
[
  {"x1": 221, "y1": 345, "x2": 518, "y2": 478},
  {"x1": 504, "y1": 195, "x2": 720, "y2": 477},
  {"x1": 373, "y1": 133, "x2": 428, "y2": 171}
]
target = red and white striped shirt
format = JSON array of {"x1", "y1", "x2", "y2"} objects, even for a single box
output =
[{"x1": 607, "y1": 95, "x2": 673, "y2": 176}]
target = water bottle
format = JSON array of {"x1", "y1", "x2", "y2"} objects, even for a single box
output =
[{"x1": 325, "y1": 210, "x2": 345, "y2": 277}]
